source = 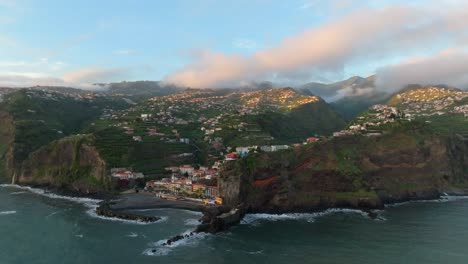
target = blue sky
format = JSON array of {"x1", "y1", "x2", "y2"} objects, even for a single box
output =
[{"x1": 0, "y1": 0, "x2": 467, "y2": 89}]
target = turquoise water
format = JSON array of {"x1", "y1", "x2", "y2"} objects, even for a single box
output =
[{"x1": 1, "y1": 185, "x2": 468, "y2": 264}]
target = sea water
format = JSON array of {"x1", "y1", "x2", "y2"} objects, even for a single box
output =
[{"x1": 1, "y1": 184, "x2": 468, "y2": 264}]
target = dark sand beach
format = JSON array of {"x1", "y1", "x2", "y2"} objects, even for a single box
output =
[{"x1": 109, "y1": 192, "x2": 205, "y2": 212}]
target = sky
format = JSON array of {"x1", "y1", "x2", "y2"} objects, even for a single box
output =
[{"x1": 1, "y1": 0, "x2": 468, "y2": 90}]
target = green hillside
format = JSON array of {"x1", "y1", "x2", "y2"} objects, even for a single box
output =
[
  {"x1": 330, "y1": 91, "x2": 390, "y2": 121},
  {"x1": 0, "y1": 89, "x2": 128, "y2": 167}
]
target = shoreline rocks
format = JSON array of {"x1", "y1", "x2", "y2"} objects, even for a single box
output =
[
  {"x1": 96, "y1": 203, "x2": 160, "y2": 223},
  {"x1": 195, "y1": 205, "x2": 245, "y2": 233}
]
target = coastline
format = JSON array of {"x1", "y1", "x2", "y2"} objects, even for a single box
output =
[
  {"x1": 3, "y1": 182, "x2": 468, "y2": 232},
  {"x1": 108, "y1": 192, "x2": 205, "y2": 212}
]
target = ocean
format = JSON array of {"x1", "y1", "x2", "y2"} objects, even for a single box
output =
[{"x1": 1, "y1": 184, "x2": 468, "y2": 264}]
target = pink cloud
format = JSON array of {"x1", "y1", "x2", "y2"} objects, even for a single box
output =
[{"x1": 165, "y1": 4, "x2": 468, "y2": 88}]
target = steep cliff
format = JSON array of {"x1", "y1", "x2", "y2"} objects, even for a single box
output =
[
  {"x1": 16, "y1": 135, "x2": 110, "y2": 194},
  {"x1": 0, "y1": 110, "x2": 14, "y2": 178},
  {"x1": 0, "y1": 89, "x2": 121, "y2": 192},
  {"x1": 219, "y1": 127, "x2": 468, "y2": 213}
]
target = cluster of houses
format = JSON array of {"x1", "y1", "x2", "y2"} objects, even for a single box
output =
[
  {"x1": 454, "y1": 105, "x2": 468, "y2": 117},
  {"x1": 145, "y1": 164, "x2": 220, "y2": 199},
  {"x1": 238, "y1": 88, "x2": 319, "y2": 110},
  {"x1": 145, "y1": 178, "x2": 219, "y2": 199},
  {"x1": 397, "y1": 87, "x2": 468, "y2": 117},
  {"x1": 164, "y1": 164, "x2": 219, "y2": 180},
  {"x1": 225, "y1": 144, "x2": 292, "y2": 158},
  {"x1": 334, "y1": 105, "x2": 404, "y2": 137},
  {"x1": 223, "y1": 138, "x2": 319, "y2": 160}
]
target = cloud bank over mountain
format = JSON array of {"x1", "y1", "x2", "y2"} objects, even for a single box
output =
[
  {"x1": 0, "y1": 67, "x2": 131, "y2": 89},
  {"x1": 1, "y1": 1, "x2": 468, "y2": 92},
  {"x1": 165, "y1": 3, "x2": 468, "y2": 90},
  {"x1": 376, "y1": 49, "x2": 468, "y2": 91}
]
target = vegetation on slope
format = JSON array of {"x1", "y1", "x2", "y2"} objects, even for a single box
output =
[
  {"x1": 1, "y1": 89, "x2": 127, "y2": 168},
  {"x1": 19, "y1": 135, "x2": 110, "y2": 193}
]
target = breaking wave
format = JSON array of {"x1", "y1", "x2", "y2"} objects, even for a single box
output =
[
  {"x1": 126, "y1": 232, "x2": 139, "y2": 238},
  {"x1": 85, "y1": 205, "x2": 168, "y2": 225},
  {"x1": 184, "y1": 218, "x2": 201, "y2": 226},
  {"x1": 0, "y1": 210, "x2": 16, "y2": 215},
  {"x1": 143, "y1": 230, "x2": 210, "y2": 257},
  {"x1": 0, "y1": 184, "x2": 166, "y2": 225},
  {"x1": 0, "y1": 184, "x2": 101, "y2": 204},
  {"x1": 10, "y1": 191, "x2": 27, "y2": 195},
  {"x1": 241, "y1": 208, "x2": 369, "y2": 225},
  {"x1": 385, "y1": 195, "x2": 468, "y2": 208}
]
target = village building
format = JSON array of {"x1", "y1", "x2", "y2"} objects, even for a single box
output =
[
  {"x1": 225, "y1": 153, "x2": 238, "y2": 161},
  {"x1": 179, "y1": 165, "x2": 195, "y2": 176},
  {"x1": 306, "y1": 137, "x2": 319, "y2": 143},
  {"x1": 110, "y1": 168, "x2": 144, "y2": 180}
]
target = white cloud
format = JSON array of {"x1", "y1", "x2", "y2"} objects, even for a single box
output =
[
  {"x1": 376, "y1": 49, "x2": 468, "y2": 91},
  {"x1": 63, "y1": 67, "x2": 132, "y2": 85},
  {"x1": 0, "y1": 61, "x2": 27, "y2": 67},
  {"x1": 0, "y1": 67, "x2": 132, "y2": 89},
  {"x1": 0, "y1": 58, "x2": 67, "y2": 72},
  {"x1": 0, "y1": 73, "x2": 67, "y2": 88}
]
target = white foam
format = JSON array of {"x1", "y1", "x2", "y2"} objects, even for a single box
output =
[
  {"x1": 134, "y1": 208, "x2": 203, "y2": 216},
  {"x1": 385, "y1": 195, "x2": 468, "y2": 208},
  {"x1": 241, "y1": 208, "x2": 368, "y2": 225},
  {"x1": 10, "y1": 191, "x2": 27, "y2": 195},
  {"x1": 0, "y1": 210, "x2": 16, "y2": 215},
  {"x1": 85, "y1": 205, "x2": 168, "y2": 225},
  {"x1": 126, "y1": 232, "x2": 138, "y2": 238},
  {"x1": 46, "y1": 211, "x2": 61, "y2": 218},
  {"x1": 184, "y1": 218, "x2": 201, "y2": 226},
  {"x1": 143, "y1": 230, "x2": 210, "y2": 257},
  {"x1": 246, "y1": 250, "x2": 264, "y2": 255},
  {"x1": 0, "y1": 184, "x2": 101, "y2": 204},
  {"x1": 1, "y1": 184, "x2": 167, "y2": 225}
]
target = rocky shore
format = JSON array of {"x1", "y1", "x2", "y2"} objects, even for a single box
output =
[{"x1": 96, "y1": 203, "x2": 161, "y2": 223}]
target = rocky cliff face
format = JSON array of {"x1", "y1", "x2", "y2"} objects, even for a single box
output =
[
  {"x1": 16, "y1": 136, "x2": 109, "y2": 194},
  {"x1": 219, "y1": 130, "x2": 468, "y2": 213},
  {"x1": 0, "y1": 110, "x2": 15, "y2": 178}
]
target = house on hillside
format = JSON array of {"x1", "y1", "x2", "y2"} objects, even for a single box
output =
[
  {"x1": 179, "y1": 138, "x2": 190, "y2": 144},
  {"x1": 260, "y1": 146, "x2": 273, "y2": 152},
  {"x1": 179, "y1": 165, "x2": 195, "y2": 176},
  {"x1": 235, "y1": 146, "x2": 257, "y2": 155},
  {"x1": 225, "y1": 153, "x2": 238, "y2": 161},
  {"x1": 306, "y1": 137, "x2": 319, "y2": 143},
  {"x1": 141, "y1": 114, "x2": 152, "y2": 121},
  {"x1": 111, "y1": 168, "x2": 144, "y2": 180},
  {"x1": 205, "y1": 186, "x2": 219, "y2": 198}
]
